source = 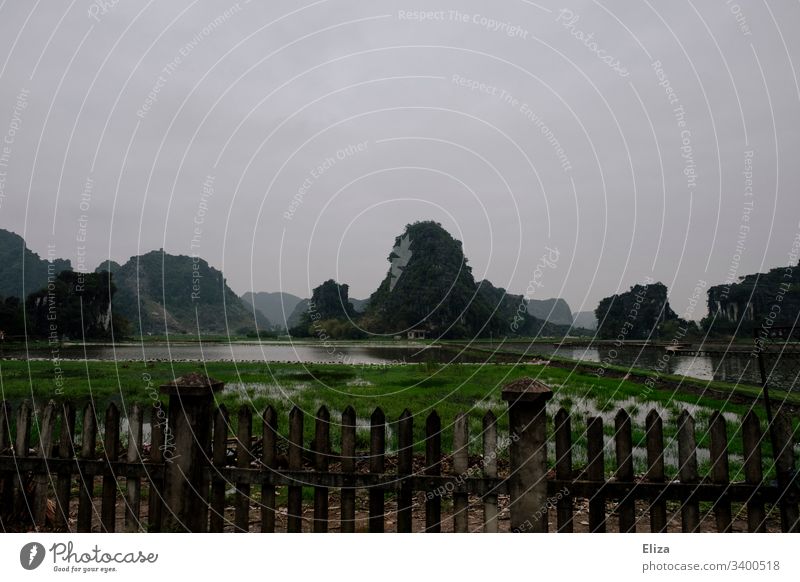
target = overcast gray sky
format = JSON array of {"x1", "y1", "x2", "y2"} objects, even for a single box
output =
[{"x1": 1, "y1": 0, "x2": 799, "y2": 318}]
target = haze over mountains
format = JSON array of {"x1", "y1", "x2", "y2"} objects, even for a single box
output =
[{"x1": 3, "y1": 224, "x2": 796, "y2": 342}]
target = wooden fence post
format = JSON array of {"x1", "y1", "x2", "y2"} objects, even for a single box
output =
[
  {"x1": 0, "y1": 401, "x2": 12, "y2": 522},
  {"x1": 645, "y1": 410, "x2": 666, "y2": 533},
  {"x1": 100, "y1": 403, "x2": 120, "y2": 532},
  {"x1": 709, "y1": 411, "x2": 732, "y2": 532},
  {"x1": 482, "y1": 411, "x2": 499, "y2": 533},
  {"x1": 397, "y1": 409, "x2": 413, "y2": 533},
  {"x1": 261, "y1": 406, "x2": 277, "y2": 533},
  {"x1": 741, "y1": 411, "x2": 766, "y2": 532},
  {"x1": 368, "y1": 407, "x2": 386, "y2": 533},
  {"x1": 313, "y1": 406, "x2": 330, "y2": 533},
  {"x1": 554, "y1": 408, "x2": 573, "y2": 533},
  {"x1": 502, "y1": 378, "x2": 553, "y2": 533},
  {"x1": 773, "y1": 411, "x2": 799, "y2": 532},
  {"x1": 34, "y1": 401, "x2": 57, "y2": 529},
  {"x1": 77, "y1": 403, "x2": 97, "y2": 532},
  {"x1": 160, "y1": 374, "x2": 223, "y2": 532},
  {"x1": 235, "y1": 406, "x2": 252, "y2": 532},
  {"x1": 586, "y1": 416, "x2": 606, "y2": 533},
  {"x1": 125, "y1": 404, "x2": 144, "y2": 532},
  {"x1": 452, "y1": 412, "x2": 469, "y2": 533},
  {"x1": 614, "y1": 409, "x2": 635, "y2": 533},
  {"x1": 287, "y1": 406, "x2": 304, "y2": 533},
  {"x1": 54, "y1": 402, "x2": 76, "y2": 531},
  {"x1": 677, "y1": 410, "x2": 700, "y2": 532},
  {"x1": 340, "y1": 407, "x2": 356, "y2": 533}
]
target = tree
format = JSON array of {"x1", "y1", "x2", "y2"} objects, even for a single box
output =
[
  {"x1": 595, "y1": 282, "x2": 678, "y2": 340},
  {"x1": 25, "y1": 271, "x2": 127, "y2": 340}
]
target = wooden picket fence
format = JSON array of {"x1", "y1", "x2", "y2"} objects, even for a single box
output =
[{"x1": 0, "y1": 376, "x2": 798, "y2": 533}]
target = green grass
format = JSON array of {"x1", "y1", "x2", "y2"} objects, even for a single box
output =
[{"x1": 1, "y1": 357, "x2": 789, "y2": 462}]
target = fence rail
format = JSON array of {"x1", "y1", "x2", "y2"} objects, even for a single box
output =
[{"x1": 0, "y1": 375, "x2": 798, "y2": 533}]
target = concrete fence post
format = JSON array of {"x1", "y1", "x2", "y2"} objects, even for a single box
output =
[
  {"x1": 160, "y1": 373, "x2": 223, "y2": 532},
  {"x1": 502, "y1": 377, "x2": 553, "y2": 533}
]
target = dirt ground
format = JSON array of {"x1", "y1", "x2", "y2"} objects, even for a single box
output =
[{"x1": 14, "y1": 489, "x2": 781, "y2": 533}]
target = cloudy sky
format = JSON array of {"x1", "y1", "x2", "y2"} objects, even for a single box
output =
[{"x1": 1, "y1": 0, "x2": 798, "y2": 318}]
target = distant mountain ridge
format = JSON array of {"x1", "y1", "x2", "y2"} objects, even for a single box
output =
[
  {"x1": 242, "y1": 291, "x2": 303, "y2": 330},
  {"x1": 572, "y1": 310, "x2": 598, "y2": 330},
  {"x1": 526, "y1": 298, "x2": 573, "y2": 326}
]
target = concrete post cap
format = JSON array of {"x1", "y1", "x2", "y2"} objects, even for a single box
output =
[
  {"x1": 160, "y1": 372, "x2": 224, "y2": 397},
  {"x1": 501, "y1": 377, "x2": 554, "y2": 403}
]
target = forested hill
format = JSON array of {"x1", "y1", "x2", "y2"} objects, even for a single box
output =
[
  {"x1": 108, "y1": 250, "x2": 268, "y2": 335},
  {"x1": 0, "y1": 228, "x2": 71, "y2": 299}
]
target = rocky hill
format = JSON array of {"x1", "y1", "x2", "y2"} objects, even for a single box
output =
[
  {"x1": 0, "y1": 228, "x2": 71, "y2": 299},
  {"x1": 106, "y1": 250, "x2": 268, "y2": 335}
]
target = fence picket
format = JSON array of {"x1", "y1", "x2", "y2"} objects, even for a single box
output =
[
  {"x1": 614, "y1": 410, "x2": 635, "y2": 533},
  {"x1": 33, "y1": 401, "x2": 57, "y2": 529},
  {"x1": 100, "y1": 404, "x2": 120, "y2": 532},
  {"x1": 369, "y1": 408, "x2": 386, "y2": 533},
  {"x1": 482, "y1": 411, "x2": 498, "y2": 533},
  {"x1": 235, "y1": 407, "x2": 252, "y2": 532},
  {"x1": 77, "y1": 403, "x2": 97, "y2": 532},
  {"x1": 209, "y1": 405, "x2": 229, "y2": 533},
  {"x1": 586, "y1": 416, "x2": 605, "y2": 533},
  {"x1": 13, "y1": 401, "x2": 32, "y2": 527},
  {"x1": 0, "y1": 401, "x2": 12, "y2": 522},
  {"x1": 287, "y1": 406, "x2": 303, "y2": 533},
  {"x1": 147, "y1": 403, "x2": 164, "y2": 532},
  {"x1": 774, "y1": 411, "x2": 799, "y2": 532},
  {"x1": 397, "y1": 409, "x2": 413, "y2": 533},
  {"x1": 742, "y1": 411, "x2": 766, "y2": 532},
  {"x1": 124, "y1": 404, "x2": 143, "y2": 533},
  {"x1": 313, "y1": 406, "x2": 330, "y2": 533},
  {"x1": 453, "y1": 412, "x2": 469, "y2": 533},
  {"x1": 261, "y1": 406, "x2": 277, "y2": 533},
  {"x1": 425, "y1": 411, "x2": 441, "y2": 533},
  {"x1": 645, "y1": 410, "x2": 666, "y2": 533},
  {"x1": 340, "y1": 406, "x2": 356, "y2": 533},
  {"x1": 554, "y1": 408, "x2": 573, "y2": 533},
  {"x1": 54, "y1": 402, "x2": 76, "y2": 531},
  {"x1": 677, "y1": 410, "x2": 700, "y2": 532},
  {"x1": 709, "y1": 411, "x2": 732, "y2": 532},
  {"x1": 0, "y1": 390, "x2": 796, "y2": 535}
]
